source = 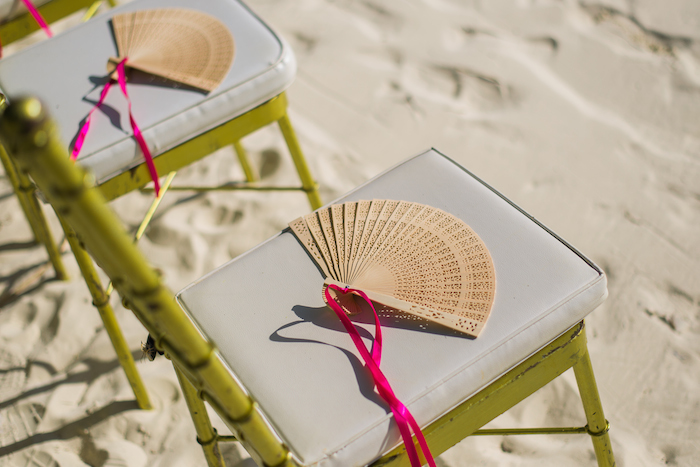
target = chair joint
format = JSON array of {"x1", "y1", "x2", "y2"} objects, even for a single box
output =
[
  {"x1": 18, "y1": 183, "x2": 35, "y2": 194},
  {"x1": 91, "y1": 296, "x2": 110, "y2": 308},
  {"x1": 196, "y1": 428, "x2": 219, "y2": 447},
  {"x1": 188, "y1": 346, "x2": 218, "y2": 371},
  {"x1": 586, "y1": 420, "x2": 610, "y2": 437},
  {"x1": 203, "y1": 391, "x2": 255, "y2": 425}
]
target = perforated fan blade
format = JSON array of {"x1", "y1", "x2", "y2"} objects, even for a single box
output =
[
  {"x1": 290, "y1": 200, "x2": 496, "y2": 337},
  {"x1": 111, "y1": 8, "x2": 235, "y2": 92}
]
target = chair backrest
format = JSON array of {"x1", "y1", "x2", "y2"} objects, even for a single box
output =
[{"x1": 0, "y1": 96, "x2": 294, "y2": 467}]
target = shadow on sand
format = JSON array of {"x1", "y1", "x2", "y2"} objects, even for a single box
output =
[{"x1": 0, "y1": 350, "x2": 145, "y2": 458}]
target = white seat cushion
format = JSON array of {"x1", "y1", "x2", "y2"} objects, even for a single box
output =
[
  {"x1": 177, "y1": 149, "x2": 607, "y2": 467},
  {"x1": 0, "y1": 0, "x2": 295, "y2": 183}
]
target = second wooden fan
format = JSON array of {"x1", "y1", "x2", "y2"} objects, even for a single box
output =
[{"x1": 290, "y1": 200, "x2": 496, "y2": 337}]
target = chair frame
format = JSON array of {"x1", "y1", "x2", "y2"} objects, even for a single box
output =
[
  {"x1": 0, "y1": 97, "x2": 614, "y2": 467},
  {"x1": 0, "y1": 0, "x2": 116, "y2": 46},
  {"x1": 0, "y1": 0, "x2": 118, "y2": 282},
  {"x1": 0, "y1": 90, "x2": 322, "y2": 411}
]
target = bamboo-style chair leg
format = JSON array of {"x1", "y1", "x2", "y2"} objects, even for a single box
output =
[
  {"x1": 574, "y1": 335, "x2": 616, "y2": 467},
  {"x1": 233, "y1": 140, "x2": 257, "y2": 183},
  {"x1": 82, "y1": 0, "x2": 107, "y2": 21},
  {"x1": 175, "y1": 365, "x2": 227, "y2": 467},
  {"x1": 277, "y1": 112, "x2": 323, "y2": 210},
  {"x1": 0, "y1": 145, "x2": 68, "y2": 280},
  {"x1": 59, "y1": 217, "x2": 152, "y2": 410},
  {"x1": 106, "y1": 171, "x2": 177, "y2": 297}
]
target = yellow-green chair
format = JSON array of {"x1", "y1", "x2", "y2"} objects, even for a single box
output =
[
  {"x1": 0, "y1": 0, "x2": 321, "y2": 412},
  {"x1": 2, "y1": 96, "x2": 615, "y2": 467},
  {"x1": 0, "y1": 0, "x2": 115, "y2": 52},
  {"x1": 0, "y1": 0, "x2": 118, "y2": 279}
]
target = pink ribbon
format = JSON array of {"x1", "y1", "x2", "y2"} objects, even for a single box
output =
[
  {"x1": 21, "y1": 0, "x2": 53, "y2": 37},
  {"x1": 71, "y1": 80, "x2": 112, "y2": 160},
  {"x1": 0, "y1": 0, "x2": 53, "y2": 58},
  {"x1": 324, "y1": 284, "x2": 436, "y2": 467},
  {"x1": 71, "y1": 58, "x2": 161, "y2": 196}
]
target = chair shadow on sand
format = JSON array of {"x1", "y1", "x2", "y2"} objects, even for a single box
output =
[
  {"x1": 0, "y1": 255, "x2": 64, "y2": 308},
  {"x1": 0, "y1": 183, "x2": 212, "y2": 309},
  {"x1": 0, "y1": 221, "x2": 71, "y2": 307},
  {"x1": 0, "y1": 352, "x2": 144, "y2": 458}
]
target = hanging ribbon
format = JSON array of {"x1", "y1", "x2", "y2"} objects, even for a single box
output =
[
  {"x1": 71, "y1": 57, "x2": 161, "y2": 196},
  {"x1": 71, "y1": 80, "x2": 112, "y2": 160},
  {"x1": 21, "y1": 0, "x2": 52, "y2": 37},
  {"x1": 324, "y1": 284, "x2": 436, "y2": 467},
  {"x1": 0, "y1": 0, "x2": 53, "y2": 58}
]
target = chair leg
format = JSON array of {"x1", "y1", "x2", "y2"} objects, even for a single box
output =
[
  {"x1": 59, "y1": 218, "x2": 152, "y2": 410},
  {"x1": 82, "y1": 1, "x2": 105, "y2": 21},
  {"x1": 573, "y1": 338, "x2": 616, "y2": 467},
  {"x1": 174, "y1": 364, "x2": 227, "y2": 467},
  {"x1": 277, "y1": 112, "x2": 323, "y2": 210},
  {"x1": 233, "y1": 141, "x2": 258, "y2": 183},
  {"x1": 0, "y1": 145, "x2": 68, "y2": 280},
  {"x1": 107, "y1": 171, "x2": 177, "y2": 297}
]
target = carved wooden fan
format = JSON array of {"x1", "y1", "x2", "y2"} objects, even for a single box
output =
[
  {"x1": 289, "y1": 200, "x2": 496, "y2": 337},
  {"x1": 108, "y1": 8, "x2": 235, "y2": 92}
]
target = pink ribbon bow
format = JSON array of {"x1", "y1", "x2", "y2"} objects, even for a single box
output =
[{"x1": 324, "y1": 284, "x2": 436, "y2": 467}]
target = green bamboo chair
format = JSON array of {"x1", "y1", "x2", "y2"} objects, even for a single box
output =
[
  {"x1": 0, "y1": 0, "x2": 115, "y2": 51},
  {"x1": 0, "y1": 0, "x2": 118, "y2": 276},
  {"x1": 1, "y1": 97, "x2": 615, "y2": 467},
  {"x1": 0, "y1": 0, "x2": 321, "y2": 412}
]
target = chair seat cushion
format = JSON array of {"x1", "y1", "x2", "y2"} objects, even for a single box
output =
[
  {"x1": 177, "y1": 149, "x2": 607, "y2": 467},
  {"x1": 0, "y1": 0, "x2": 294, "y2": 183}
]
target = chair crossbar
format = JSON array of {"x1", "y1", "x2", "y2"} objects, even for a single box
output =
[
  {"x1": 97, "y1": 93, "x2": 290, "y2": 201},
  {"x1": 96, "y1": 92, "x2": 321, "y2": 208},
  {"x1": 140, "y1": 184, "x2": 312, "y2": 193},
  {"x1": 0, "y1": 0, "x2": 98, "y2": 45},
  {"x1": 471, "y1": 426, "x2": 589, "y2": 436},
  {"x1": 216, "y1": 435, "x2": 239, "y2": 443},
  {"x1": 373, "y1": 322, "x2": 614, "y2": 467}
]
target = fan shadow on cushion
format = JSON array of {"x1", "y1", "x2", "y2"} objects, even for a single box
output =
[{"x1": 289, "y1": 199, "x2": 497, "y2": 338}]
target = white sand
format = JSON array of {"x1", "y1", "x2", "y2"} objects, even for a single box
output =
[{"x1": 1, "y1": 0, "x2": 699, "y2": 466}]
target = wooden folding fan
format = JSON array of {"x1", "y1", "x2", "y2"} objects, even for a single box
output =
[
  {"x1": 108, "y1": 8, "x2": 235, "y2": 92},
  {"x1": 290, "y1": 200, "x2": 496, "y2": 337},
  {"x1": 71, "y1": 8, "x2": 236, "y2": 192}
]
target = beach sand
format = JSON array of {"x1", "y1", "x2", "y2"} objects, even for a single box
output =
[{"x1": 1, "y1": 0, "x2": 699, "y2": 465}]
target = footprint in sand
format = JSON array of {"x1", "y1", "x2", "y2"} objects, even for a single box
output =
[
  {"x1": 80, "y1": 436, "x2": 146, "y2": 467},
  {"x1": 0, "y1": 348, "x2": 27, "y2": 401},
  {"x1": 0, "y1": 350, "x2": 62, "y2": 467},
  {"x1": 0, "y1": 402, "x2": 45, "y2": 443},
  {"x1": 259, "y1": 148, "x2": 282, "y2": 180},
  {"x1": 579, "y1": 4, "x2": 691, "y2": 57},
  {"x1": 0, "y1": 401, "x2": 50, "y2": 467},
  {"x1": 1, "y1": 450, "x2": 60, "y2": 467}
]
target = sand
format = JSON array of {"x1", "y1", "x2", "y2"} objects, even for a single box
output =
[{"x1": 1, "y1": 0, "x2": 699, "y2": 466}]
